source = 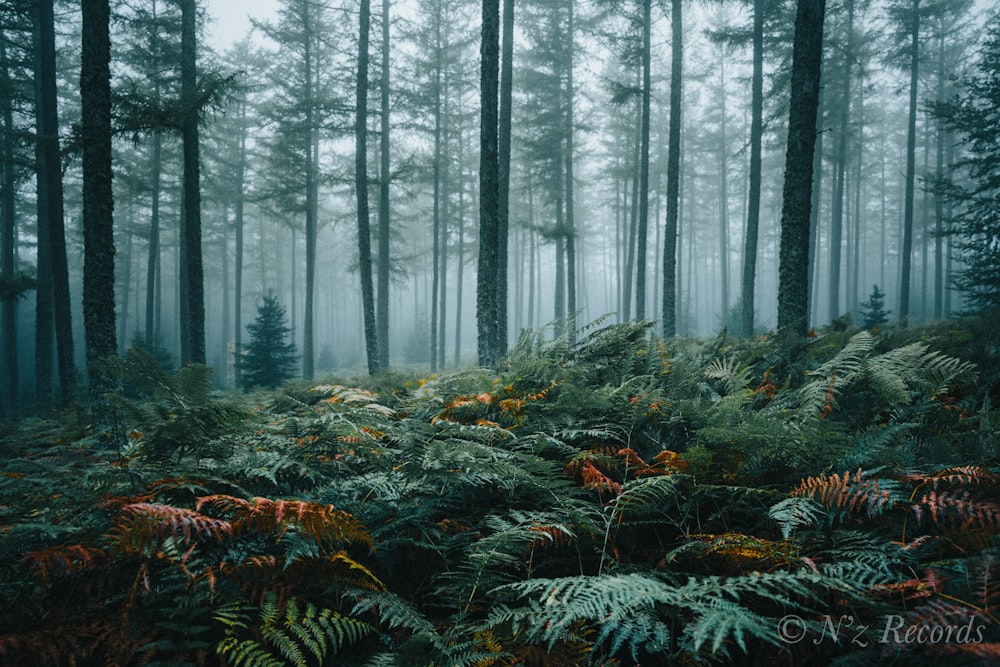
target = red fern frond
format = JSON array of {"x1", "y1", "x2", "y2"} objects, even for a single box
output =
[
  {"x1": 112, "y1": 503, "x2": 232, "y2": 553},
  {"x1": 527, "y1": 525, "x2": 576, "y2": 550},
  {"x1": 576, "y1": 461, "x2": 622, "y2": 495},
  {"x1": 792, "y1": 469, "x2": 893, "y2": 517},
  {"x1": 196, "y1": 495, "x2": 373, "y2": 549},
  {"x1": 910, "y1": 490, "x2": 1000, "y2": 534},
  {"x1": 21, "y1": 544, "x2": 107, "y2": 583},
  {"x1": 902, "y1": 466, "x2": 1000, "y2": 490}
]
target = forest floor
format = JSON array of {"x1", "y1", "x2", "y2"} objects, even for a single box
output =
[{"x1": 2, "y1": 315, "x2": 999, "y2": 666}]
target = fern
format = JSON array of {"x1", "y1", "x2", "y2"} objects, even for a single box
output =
[
  {"x1": 216, "y1": 592, "x2": 373, "y2": 667},
  {"x1": 196, "y1": 494, "x2": 373, "y2": 549},
  {"x1": 491, "y1": 568, "x2": 875, "y2": 661},
  {"x1": 792, "y1": 469, "x2": 899, "y2": 519},
  {"x1": 769, "y1": 496, "x2": 826, "y2": 539}
]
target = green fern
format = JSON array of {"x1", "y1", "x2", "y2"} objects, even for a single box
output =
[
  {"x1": 215, "y1": 592, "x2": 373, "y2": 667},
  {"x1": 768, "y1": 496, "x2": 827, "y2": 539}
]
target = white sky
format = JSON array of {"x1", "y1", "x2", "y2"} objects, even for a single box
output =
[{"x1": 204, "y1": 0, "x2": 281, "y2": 51}]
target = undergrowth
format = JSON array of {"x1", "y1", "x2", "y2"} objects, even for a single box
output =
[{"x1": 1, "y1": 317, "x2": 998, "y2": 666}]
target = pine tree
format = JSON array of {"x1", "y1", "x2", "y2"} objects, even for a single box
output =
[
  {"x1": 239, "y1": 293, "x2": 298, "y2": 390},
  {"x1": 860, "y1": 284, "x2": 890, "y2": 329}
]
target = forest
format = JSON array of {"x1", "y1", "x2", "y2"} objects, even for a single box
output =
[{"x1": 2, "y1": 0, "x2": 1000, "y2": 664}]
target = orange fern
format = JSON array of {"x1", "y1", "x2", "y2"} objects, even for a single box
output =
[
  {"x1": 112, "y1": 502, "x2": 232, "y2": 553},
  {"x1": 792, "y1": 469, "x2": 893, "y2": 517},
  {"x1": 196, "y1": 495, "x2": 373, "y2": 549},
  {"x1": 22, "y1": 544, "x2": 107, "y2": 583}
]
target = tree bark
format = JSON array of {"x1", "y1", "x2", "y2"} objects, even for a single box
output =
[
  {"x1": 356, "y1": 0, "x2": 380, "y2": 374},
  {"x1": 35, "y1": 0, "x2": 76, "y2": 407},
  {"x1": 898, "y1": 0, "x2": 919, "y2": 326},
  {"x1": 777, "y1": 0, "x2": 826, "y2": 335},
  {"x1": 180, "y1": 0, "x2": 204, "y2": 364},
  {"x1": 80, "y1": 0, "x2": 118, "y2": 437},
  {"x1": 741, "y1": 0, "x2": 764, "y2": 336},
  {"x1": 828, "y1": 0, "x2": 854, "y2": 322},
  {"x1": 1, "y1": 32, "x2": 19, "y2": 414},
  {"x1": 377, "y1": 0, "x2": 391, "y2": 370},
  {"x1": 661, "y1": 0, "x2": 682, "y2": 337},
  {"x1": 301, "y1": 2, "x2": 319, "y2": 379},
  {"x1": 636, "y1": 0, "x2": 651, "y2": 321},
  {"x1": 564, "y1": 0, "x2": 576, "y2": 342},
  {"x1": 496, "y1": 0, "x2": 513, "y2": 355},
  {"x1": 477, "y1": 0, "x2": 500, "y2": 367}
]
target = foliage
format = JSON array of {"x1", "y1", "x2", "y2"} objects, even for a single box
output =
[
  {"x1": 859, "y1": 284, "x2": 891, "y2": 329},
  {"x1": 240, "y1": 293, "x2": 299, "y2": 390},
  {"x1": 1, "y1": 318, "x2": 999, "y2": 665},
  {"x1": 929, "y1": 16, "x2": 1000, "y2": 313}
]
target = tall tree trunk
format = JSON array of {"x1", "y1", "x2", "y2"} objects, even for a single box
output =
[
  {"x1": 496, "y1": 0, "x2": 513, "y2": 355},
  {"x1": 828, "y1": 0, "x2": 854, "y2": 322},
  {"x1": 718, "y1": 52, "x2": 730, "y2": 324},
  {"x1": 564, "y1": 0, "x2": 576, "y2": 342},
  {"x1": 145, "y1": 131, "x2": 162, "y2": 347},
  {"x1": 740, "y1": 0, "x2": 764, "y2": 337},
  {"x1": 808, "y1": 83, "x2": 824, "y2": 323},
  {"x1": 623, "y1": 110, "x2": 640, "y2": 322},
  {"x1": 898, "y1": 0, "x2": 919, "y2": 326},
  {"x1": 233, "y1": 85, "x2": 248, "y2": 387},
  {"x1": 1, "y1": 32, "x2": 18, "y2": 414},
  {"x1": 180, "y1": 0, "x2": 204, "y2": 364},
  {"x1": 438, "y1": 138, "x2": 449, "y2": 368},
  {"x1": 118, "y1": 190, "x2": 133, "y2": 351},
  {"x1": 34, "y1": 0, "x2": 76, "y2": 407},
  {"x1": 356, "y1": 0, "x2": 380, "y2": 374},
  {"x1": 377, "y1": 0, "x2": 391, "y2": 370},
  {"x1": 477, "y1": 0, "x2": 501, "y2": 367},
  {"x1": 777, "y1": 0, "x2": 826, "y2": 335},
  {"x1": 430, "y1": 0, "x2": 442, "y2": 372},
  {"x1": 933, "y1": 32, "x2": 945, "y2": 320},
  {"x1": 303, "y1": 4, "x2": 317, "y2": 379},
  {"x1": 80, "y1": 0, "x2": 118, "y2": 437},
  {"x1": 661, "y1": 0, "x2": 682, "y2": 337},
  {"x1": 635, "y1": 0, "x2": 652, "y2": 321},
  {"x1": 454, "y1": 151, "x2": 466, "y2": 367}
]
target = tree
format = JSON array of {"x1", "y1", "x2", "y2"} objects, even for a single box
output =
[
  {"x1": 740, "y1": 0, "x2": 766, "y2": 336},
  {"x1": 477, "y1": 0, "x2": 501, "y2": 367},
  {"x1": 80, "y1": 0, "x2": 118, "y2": 434},
  {"x1": 239, "y1": 293, "x2": 298, "y2": 389},
  {"x1": 179, "y1": 0, "x2": 204, "y2": 364},
  {"x1": 496, "y1": 0, "x2": 513, "y2": 353},
  {"x1": 33, "y1": 0, "x2": 76, "y2": 407},
  {"x1": 0, "y1": 8, "x2": 33, "y2": 415},
  {"x1": 356, "y1": 0, "x2": 380, "y2": 375},
  {"x1": 776, "y1": 0, "x2": 826, "y2": 335},
  {"x1": 635, "y1": 0, "x2": 651, "y2": 321},
  {"x1": 930, "y1": 16, "x2": 1000, "y2": 312},
  {"x1": 859, "y1": 284, "x2": 890, "y2": 328},
  {"x1": 827, "y1": 0, "x2": 856, "y2": 322},
  {"x1": 376, "y1": 0, "x2": 392, "y2": 370},
  {"x1": 660, "y1": 0, "x2": 682, "y2": 338}
]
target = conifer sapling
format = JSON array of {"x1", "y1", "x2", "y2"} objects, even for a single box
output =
[{"x1": 239, "y1": 293, "x2": 298, "y2": 389}]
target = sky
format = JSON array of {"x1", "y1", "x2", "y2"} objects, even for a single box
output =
[{"x1": 204, "y1": 0, "x2": 281, "y2": 51}]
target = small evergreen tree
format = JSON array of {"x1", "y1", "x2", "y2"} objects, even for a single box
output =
[
  {"x1": 860, "y1": 284, "x2": 890, "y2": 329},
  {"x1": 239, "y1": 293, "x2": 298, "y2": 390}
]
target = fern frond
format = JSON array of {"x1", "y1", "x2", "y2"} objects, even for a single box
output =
[
  {"x1": 902, "y1": 465, "x2": 1000, "y2": 491},
  {"x1": 608, "y1": 474, "x2": 683, "y2": 520},
  {"x1": 112, "y1": 502, "x2": 232, "y2": 553},
  {"x1": 704, "y1": 355, "x2": 754, "y2": 397},
  {"x1": 21, "y1": 544, "x2": 107, "y2": 583},
  {"x1": 792, "y1": 470, "x2": 896, "y2": 518},
  {"x1": 196, "y1": 495, "x2": 373, "y2": 549},
  {"x1": 216, "y1": 637, "x2": 285, "y2": 667},
  {"x1": 768, "y1": 496, "x2": 826, "y2": 539}
]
